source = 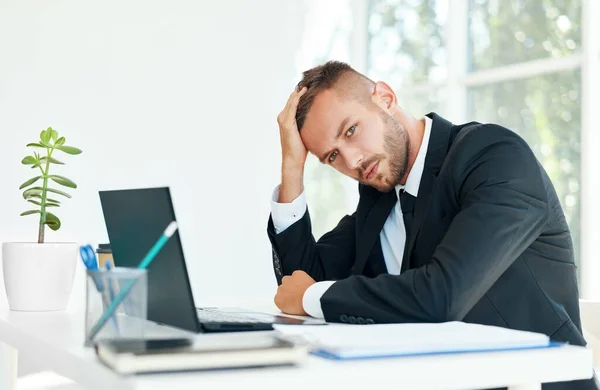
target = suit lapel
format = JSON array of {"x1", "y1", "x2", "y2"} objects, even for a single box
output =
[
  {"x1": 352, "y1": 189, "x2": 396, "y2": 275},
  {"x1": 403, "y1": 113, "x2": 454, "y2": 266}
]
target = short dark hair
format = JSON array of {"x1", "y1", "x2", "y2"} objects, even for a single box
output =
[{"x1": 295, "y1": 61, "x2": 374, "y2": 131}]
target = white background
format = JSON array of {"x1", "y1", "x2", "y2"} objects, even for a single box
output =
[{"x1": 0, "y1": 0, "x2": 313, "y2": 310}]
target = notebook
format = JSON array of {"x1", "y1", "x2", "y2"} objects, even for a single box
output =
[
  {"x1": 94, "y1": 333, "x2": 309, "y2": 374},
  {"x1": 273, "y1": 321, "x2": 559, "y2": 360}
]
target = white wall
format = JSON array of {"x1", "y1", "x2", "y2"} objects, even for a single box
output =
[{"x1": 0, "y1": 0, "x2": 312, "y2": 310}]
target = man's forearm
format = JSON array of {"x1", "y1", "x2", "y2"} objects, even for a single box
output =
[{"x1": 279, "y1": 162, "x2": 305, "y2": 204}]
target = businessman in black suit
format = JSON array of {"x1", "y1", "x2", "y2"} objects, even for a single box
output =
[{"x1": 267, "y1": 61, "x2": 596, "y2": 389}]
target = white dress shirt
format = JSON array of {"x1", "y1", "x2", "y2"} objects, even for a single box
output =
[{"x1": 271, "y1": 116, "x2": 433, "y2": 319}]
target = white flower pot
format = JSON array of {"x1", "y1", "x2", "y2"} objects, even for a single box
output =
[{"x1": 2, "y1": 242, "x2": 78, "y2": 311}]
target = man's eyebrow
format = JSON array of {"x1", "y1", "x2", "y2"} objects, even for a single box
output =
[{"x1": 319, "y1": 117, "x2": 352, "y2": 163}]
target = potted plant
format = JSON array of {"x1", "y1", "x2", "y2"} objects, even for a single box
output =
[{"x1": 2, "y1": 127, "x2": 82, "y2": 311}]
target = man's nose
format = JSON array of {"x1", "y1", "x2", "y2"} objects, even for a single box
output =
[{"x1": 341, "y1": 148, "x2": 362, "y2": 171}]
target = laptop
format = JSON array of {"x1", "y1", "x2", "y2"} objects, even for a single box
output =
[{"x1": 98, "y1": 186, "x2": 284, "y2": 333}]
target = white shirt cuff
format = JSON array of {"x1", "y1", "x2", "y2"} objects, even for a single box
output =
[
  {"x1": 270, "y1": 185, "x2": 307, "y2": 234},
  {"x1": 302, "y1": 281, "x2": 335, "y2": 319}
]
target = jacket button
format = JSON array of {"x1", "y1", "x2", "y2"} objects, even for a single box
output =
[
  {"x1": 357, "y1": 317, "x2": 365, "y2": 324},
  {"x1": 365, "y1": 318, "x2": 375, "y2": 324},
  {"x1": 348, "y1": 316, "x2": 357, "y2": 324},
  {"x1": 340, "y1": 314, "x2": 348, "y2": 323}
]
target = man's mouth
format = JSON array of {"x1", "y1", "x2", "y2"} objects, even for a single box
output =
[{"x1": 365, "y1": 161, "x2": 379, "y2": 181}]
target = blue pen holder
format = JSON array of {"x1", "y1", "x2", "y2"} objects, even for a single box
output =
[{"x1": 84, "y1": 267, "x2": 148, "y2": 347}]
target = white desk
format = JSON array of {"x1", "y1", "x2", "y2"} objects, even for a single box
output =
[{"x1": 0, "y1": 304, "x2": 594, "y2": 390}]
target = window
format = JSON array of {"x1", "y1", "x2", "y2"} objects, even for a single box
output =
[
  {"x1": 365, "y1": 0, "x2": 599, "y2": 296},
  {"x1": 299, "y1": 0, "x2": 599, "y2": 298}
]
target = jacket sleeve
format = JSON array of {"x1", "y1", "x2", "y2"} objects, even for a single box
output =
[
  {"x1": 319, "y1": 124, "x2": 550, "y2": 323},
  {"x1": 267, "y1": 207, "x2": 357, "y2": 285}
]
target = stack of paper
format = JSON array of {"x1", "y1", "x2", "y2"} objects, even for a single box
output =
[{"x1": 273, "y1": 321, "x2": 554, "y2": 360}]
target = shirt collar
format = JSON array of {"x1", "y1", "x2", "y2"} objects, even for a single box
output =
[{"x1": 395, "y1": 115, "x2": 433, "y2": 197}]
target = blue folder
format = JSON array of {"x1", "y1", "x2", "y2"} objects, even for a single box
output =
[{"x1": 311, "y1": 341, "x2": 566, "y2": 361}]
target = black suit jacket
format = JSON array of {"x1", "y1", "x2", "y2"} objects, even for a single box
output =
[{"x1": 267, "y1": 113, "x2": 597, "y2": 389}]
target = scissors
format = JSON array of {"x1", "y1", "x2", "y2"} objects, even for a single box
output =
[
  {"x1": 80, "y1": 244, "x2": 98, "y2": 269},
  {"x1": 80, "y1": 244, "x2": 103, "y2": 291}
]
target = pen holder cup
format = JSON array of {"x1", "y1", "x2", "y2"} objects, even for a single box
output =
[{"x1": 84, "y1": 267, "x2": 148, "y2": 347}]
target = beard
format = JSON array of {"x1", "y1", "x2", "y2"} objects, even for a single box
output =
[
  {"x1": 359, "y1": 110, "x2": 410, "y2": 192},
  {"x1": 382, "y1": 110, "x2": 410, "y2": 190}
]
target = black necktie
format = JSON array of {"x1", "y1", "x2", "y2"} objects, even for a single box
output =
[{"x1": 399, "y1": 189, "x2": 416, "y2": 237}]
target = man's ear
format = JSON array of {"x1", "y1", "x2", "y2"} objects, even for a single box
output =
[{"x1": 371, "y1": 81, "x2": 398, "y2": 113}]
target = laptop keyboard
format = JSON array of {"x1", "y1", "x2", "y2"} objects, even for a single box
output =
[{"x1": 196, "y1": 308, "x2": 271, "y2": 324}]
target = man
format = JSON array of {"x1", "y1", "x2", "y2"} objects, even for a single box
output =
[{"x1": 267, "y1": 61, "x2": 596, "y2": 388}]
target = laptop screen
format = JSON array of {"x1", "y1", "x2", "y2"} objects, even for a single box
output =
[{"x1": 99, "y1": 187, "x2": 199, "y2": 333}]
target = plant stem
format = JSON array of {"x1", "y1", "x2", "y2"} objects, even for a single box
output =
[{"x1": 38, "y1": 148, "x2": 54, "y2": 243}]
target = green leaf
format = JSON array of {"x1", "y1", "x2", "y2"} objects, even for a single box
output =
[
  {"x1": 40, "y1": 156, "x2": 64, "y2": 165},
  {"x1": 20, "y1": 210, "x2": 41, "y2": 216},
  {"x1": 55, "y1": 145, "x2": 82, "y2": 155},
  {"x1": 26, "y1": 143, "x2": 45, "y2": 148},
  {"x1": 21, "y1": 156, "x2": 37, "y2": 165},
  {"x1": 55, "y1": 137, "x2": 66, "y2": 146},
  {"x1": 46, "y1": 188, "x2": 72, "y2": 198},
  {"x1": 50, "y1": 175, "x2": 77, "y2": 189},
  {"x1": 40, "y1": 129, "x2": 51, "y2": 144},
  {"x1": 22, "y1": 187, "x2": 71, "y2": 200},
  {"x1": 29, "y1": 194, "x2": 61, "y2": 204},
  {"x1": 33, "y1": 199, "x2": 60, "y2": 207},
  {"x1": 31, "y1": 164, "x2": 41, "y2": 169},
  {"x1": 19, "y1": 176, "x2": 42, "y2": 189},
  {"x1": 22, "y1": 187, "x2": 43, "y2": 199},
  {"x1": 50, "y1": 128, "x2": 58, "y2": 142},
  {"x1": 45, "y1": 212, "x2": 61, "y2": 231}
]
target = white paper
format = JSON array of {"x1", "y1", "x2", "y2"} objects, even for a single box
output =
[{"x1": 274, "y1": 321, "x2": 550, "y2": 358}]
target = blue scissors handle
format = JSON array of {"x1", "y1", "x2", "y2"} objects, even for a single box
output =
[
  {"x1": 79, "y1": 245, "x2": 98, "y2": 270},
  {"x1": 80, "y1": 244, "x2": 103, "y2": 291}
]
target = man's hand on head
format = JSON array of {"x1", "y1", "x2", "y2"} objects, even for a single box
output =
[
  {"x1": 274, "y1": 270, "x2": 316, "y2": 316},
  {"x1": 277, "y1": 87, "x2": 309, "y2": 204},
  {"x1": 277, "y1": 86, "x2": 308, "y2": 168}
]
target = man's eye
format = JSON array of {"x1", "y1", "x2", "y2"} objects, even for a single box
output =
[
  {"x1": 328, "y1": 150, "x2": 338, "y2": 163},
  {"x1": 346, "y1": 125, "x2": 356, "y2": 137}
]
